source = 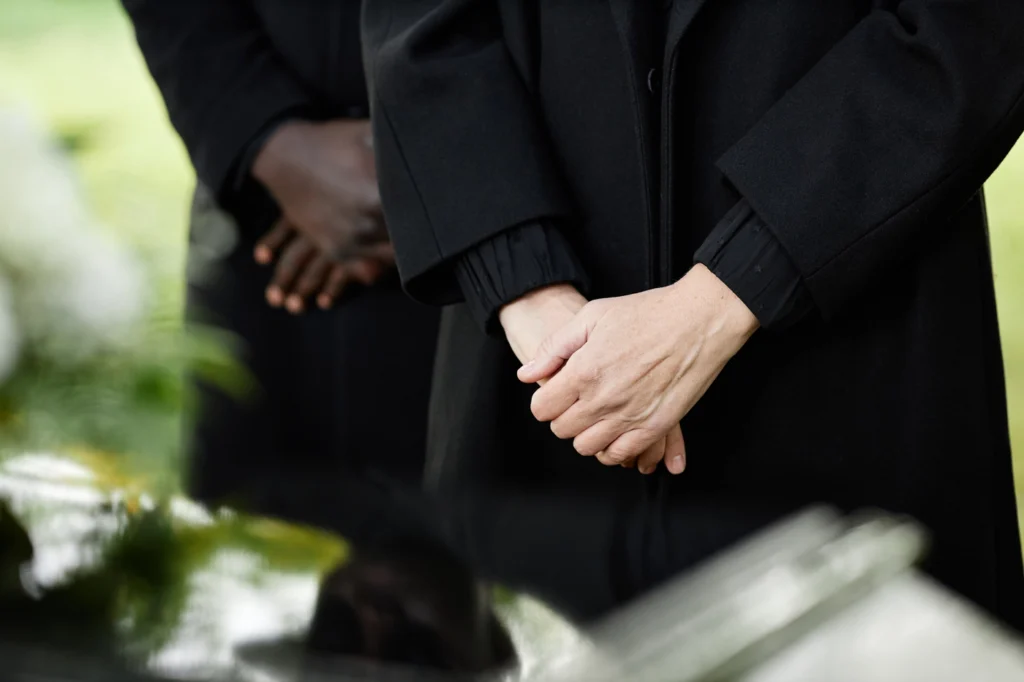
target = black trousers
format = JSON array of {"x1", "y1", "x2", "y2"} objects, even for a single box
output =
[{"x1": 182, "y1": 185, "x2": 439, "y2": 516}]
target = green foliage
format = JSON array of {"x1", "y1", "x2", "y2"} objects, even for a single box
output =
[
  {"x1": 54, "y1": 122, "x2": 100, "y2": 155},
  {"x1": 0, "y1": 321, "x2": 252, "y2": 489}
]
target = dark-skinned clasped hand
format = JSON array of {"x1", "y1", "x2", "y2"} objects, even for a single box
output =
[
  {"x1": 517, "y1": 264, "x2": 760, "y2": 475},
  {"x1": 250, "y1": 119, "x2": 395, "y2": 313}
]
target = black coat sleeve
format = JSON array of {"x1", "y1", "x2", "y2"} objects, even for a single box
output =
[
  {"x1": 695, "y1": 201, "x2": 814, "y2": 331},
  {"x1": 362, "y1": 0, "x2": 577, "y2": 304},
  {"x1": 715, "y1": 1, "x2": 1024, "y2": 319},
  {"x1": 455, "y1": 222, "x2": 591, "y2": 334},
  {"x1": 121, "y1": 0, "x2": 314, "y2": 198}
]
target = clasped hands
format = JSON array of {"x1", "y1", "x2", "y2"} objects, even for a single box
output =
[
  {"x1": 499, "y1": 265, "x2": 759, "y2": 475},
  {"x1": 251, "y1": 119, "x2": 395, "y2": 313}
]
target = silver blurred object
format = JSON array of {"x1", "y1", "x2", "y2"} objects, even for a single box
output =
[{"x1": 523, "y1": 508, "x2": 1024, "y2": 682}]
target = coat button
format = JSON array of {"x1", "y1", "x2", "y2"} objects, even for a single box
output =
[{"x1": 647, "y1": 68, "x2": 661, "y2": 94}]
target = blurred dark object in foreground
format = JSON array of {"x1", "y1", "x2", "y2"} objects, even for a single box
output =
[
  {"x1": 302, "y1": 536, "x2": 515, "y2": 675},
  {"x1": 4, "y1": 459, "x2": 1024, "y2": 681},
  {"x1": 0, "y1": 461, "x2": 515, "y2": 682}
]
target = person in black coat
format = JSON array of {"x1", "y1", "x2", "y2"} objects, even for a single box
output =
[
  {"x1": 362, "y1": 0, "x2": 1024, "y2": 628},
  {"x1": 121, "y1": 1, "x2": 439, "y2": 512}
]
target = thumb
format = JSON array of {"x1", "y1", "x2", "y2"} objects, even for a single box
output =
[
  {"x1": 664, "y1": 424, "x2": 687, "y2": 475},
  {"x1": 517, "y1": 316, "x2": 591, "y2": 384}
]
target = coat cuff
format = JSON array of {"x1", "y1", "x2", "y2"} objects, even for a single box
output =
[
  {"x1": 694, "y1": 201, "x2": 814, "y2": 330},
  {"x1": 454, "y1": 222, "x2": 590, "y2": 334},
  {"x1": 193, "y1": 87, "x2": 315, "y2": 206},
  {"x1": 226, "y1": 109, "x2": 308, "y2": 198}
]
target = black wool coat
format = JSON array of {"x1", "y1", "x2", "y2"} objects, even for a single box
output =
[
  {"x1": 121, "y1": 0, "x2": 440, "y2": 509},
  {"x1": 364, "y1": 0, "x2": 1024, "y2": 627}
]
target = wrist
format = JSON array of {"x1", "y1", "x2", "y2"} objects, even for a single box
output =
[
  {"x1": 673, "y1": 264, "x2": 759, "y2": 343},
  {"x1": 251, "y1": 119, "x2": 315, "y2": 187},
  {"x1": 498, "y1": 283, "x2": 586, "y2": 331}
]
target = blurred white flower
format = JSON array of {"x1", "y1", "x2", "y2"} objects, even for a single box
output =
[
  {"x1": 21, "y1": 231, "x2": 148, "y2": 360},
  {"x1": 0, "y1": 108, "x2": 91, "y2": 276},
  {"x1": 0, "y1": 106, "x2": 147, "y2": 363}
]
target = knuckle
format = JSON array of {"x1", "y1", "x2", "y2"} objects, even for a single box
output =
[
  {"x1": 326, "y1": 244, "x2": 348, "y2": 262},
  {"x1": 572, "y1": 434, "x2": 597, "y2": 457},
  {"x1": 530, "y1": 393, "x2": 550, "y2": 422},
  {"x1": 574, "y1": 362, "x2": 603, "y2": 389},
  {"x1": 591, "y1": 384, "x2": 623, "y2": 410},
  {"x1": 348, "y1": 216, "x2": 370, "y2": 239},
  {"x1": 607, "y1": 437, "x2": 647, "y2": 465},
  {"x1": 604, "y1": 449, "x2": 630, "y2": 466}
]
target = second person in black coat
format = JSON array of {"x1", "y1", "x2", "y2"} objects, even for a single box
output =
[{"x1": 122, "y1": 0, "x2": 439, "y2": 513}]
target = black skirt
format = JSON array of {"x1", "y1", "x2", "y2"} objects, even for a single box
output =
[{"x1": 182, "y1": 184, "x2": 439, "y2": 516}]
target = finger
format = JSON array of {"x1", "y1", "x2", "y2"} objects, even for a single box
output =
[
  {"x1": 267, "y1": 239, "x2": 316, "y2": 307},
  {"x1": 317, "y1": 264, "x2": 353, "y2": 310},
  {"x1": 349, "y1": 258, "x2": 384, "y2": 286},
  {"x1": 549, "y1": 400, "x2": 600, "y2": 441},
  {"x1": 530, "y1": 375, "x2": 581, "y2": 424},
  {"x1": 369, "y1": 242, "x2": 396, "y2": 267},
  {"x1": 572, "y1": 419, "x2": 626, "y2": 458},
  {"x1": 286, "y1": 254, "x2": 334, "y2": 314},
  {"x1": 664, "y1": 424, "x2": 687, "y2": 475},
  {"x1": 324, "y1": 217, "x2": 389, "y2": 260},
  {"x1": 348, "y1": 244, "x2": 395, "y2": 287},
  {"x1": 596, "y1": 429, "x2": 660, "y2": 467},
  {"x1": 358, "y1": 214, "x2": 390, "y2": 246},
  {"x1": 254, "y1": 220, "x2": 294, "y2": 265},
  {"x1": 518, "y1": 316, "x2": 591, "y2": 384},
  {"x1": 636, "y1": 433, "x2": 668, "y2": 475}
]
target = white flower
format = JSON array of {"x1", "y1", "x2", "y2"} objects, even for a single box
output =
[
  {"x1": 0, "y1": 106, "x2": 147, "y2": 362},
  {"x1": 48, "y1": 231, "x2": 147, "y2": 358},
  {"x1": 0, "y1": 108, "x2": 92, "y2": 278}
]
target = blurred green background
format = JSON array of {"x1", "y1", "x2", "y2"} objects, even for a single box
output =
[{"x1": 1, "y1": 0, "x2": 1023, "y2": 525}]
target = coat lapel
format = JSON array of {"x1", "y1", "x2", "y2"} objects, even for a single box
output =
[
  {"x1": 665, "y1": 0, "x2": 713, "y2": 63},
  {"x1": 607, "y1": 0, "x2": 653, "y2": 86},
  {"x1": 607, "y1": 0, "x2": 714, "y2": 81}
]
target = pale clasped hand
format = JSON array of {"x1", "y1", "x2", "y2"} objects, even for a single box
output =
[
  {"x1": 499, "y1": 283, "x2": 677, "y2": 471},
  {"x1": 517, "y1": 264, "x2": 759, "y2": 475}
]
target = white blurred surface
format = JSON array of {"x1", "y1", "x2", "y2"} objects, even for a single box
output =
[{"x1": 745, "y1": 574, "x2": 1024, "y2": 682}]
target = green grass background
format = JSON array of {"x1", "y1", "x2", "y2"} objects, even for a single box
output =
[{"x1": 2, "y1": 0, "x2": 1023, "y2": 527}]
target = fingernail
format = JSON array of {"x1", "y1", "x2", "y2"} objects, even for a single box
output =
[
  {"x1": 266, "y1": 287, "x2": 283, "y2": 306},
  {"x1": 317, "y1": 294, "x2": 332, "y2": 310},
  {"x1": 286, "y1": 295, "x2": 304, "y2": 314},
  {"x1": 254, "y1": 246, "x2": 271, "y2": 264},
  {"x1": 519, "y1": 360, "x2": 535, "y2": 375},
  {"x1": 669, "y1": 455, "x2": 685, "y2": 474}
]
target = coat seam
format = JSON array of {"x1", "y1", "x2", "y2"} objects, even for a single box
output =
[{"x1": 609, "y1": 2, "x2": 656, "y2": 291}]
